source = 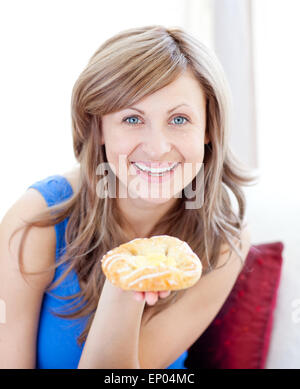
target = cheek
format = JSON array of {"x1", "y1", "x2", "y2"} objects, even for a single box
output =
[
  {"x1": 102, "y1": 121, "x2": 132, "y2": 154},
  {"x1": 105, "y1": 137, "x2": 132, "y2": 162},
  {"x1": 179, "y1": 138, "x2": 205, "y2": 184},
  {"x1": 181, "y1": 139, "x2": 205, "y2": 162}
]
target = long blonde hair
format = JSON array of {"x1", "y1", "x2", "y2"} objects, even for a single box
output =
[{"x1": 10, "y1": 25, "x2": 257, "y2": 345}]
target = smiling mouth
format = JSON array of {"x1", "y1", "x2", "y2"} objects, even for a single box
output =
[
  {"x1": 130, "y1": 161, "x2": 179, "y2": 168},
  {"x1": 130, "y1": 161, "x2": 180, "y2": 176}
]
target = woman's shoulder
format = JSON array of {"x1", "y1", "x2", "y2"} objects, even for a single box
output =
[
  {"x1": 1, "y1": 187, "x2": 57, "y2": 288},
  {"x1": 9, "y1": 167, "x2": 82, "y2": 285},
  {"x1": 2, "y1": 168, "x2": 81, "y2": 283}
]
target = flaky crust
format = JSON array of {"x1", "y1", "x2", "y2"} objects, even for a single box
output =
[{"x1": 101, "y1": 235, "x2": 202, "y2": 291}]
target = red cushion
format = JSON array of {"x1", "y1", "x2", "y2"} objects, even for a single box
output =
[{"x1": 185, "y1": 242, "x2": 284, "y2": 369}]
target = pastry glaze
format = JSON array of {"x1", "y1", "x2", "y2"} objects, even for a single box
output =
[{"x1": 101, "y1": 235, "x2": 202, "y2": 291}]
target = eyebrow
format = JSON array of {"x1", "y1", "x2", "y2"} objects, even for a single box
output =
[{"x1": 124, "y1": 103, "x2": 192, "y2": 114}]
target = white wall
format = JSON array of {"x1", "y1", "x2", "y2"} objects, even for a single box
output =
[
  {"x1": 213, "y1": 0, "x2": 257, "y2": 170},
  {"x1": 248, "y1": 0, "x2": 300, "y2": 369},
  {"x1": 0, "y1": 0, "x2": 186, "y2": 220},
  {"x1": 183, "y1": 0, "x2": 214, "y2": 48}
]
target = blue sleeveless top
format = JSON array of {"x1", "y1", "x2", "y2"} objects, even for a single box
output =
[{"x1": 28, "y1": 175, "x2": 187, "y2": 369}]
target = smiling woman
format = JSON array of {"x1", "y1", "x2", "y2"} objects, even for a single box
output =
[
  {"x1": 0, "y1": 25, "x2": 256, "y2": 369},
  {"x1": 101, "y1": 68, "x2": 209, "y2": 225}
]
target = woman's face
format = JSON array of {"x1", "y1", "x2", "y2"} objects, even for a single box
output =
[{"x1": 100, "y1": 69, "x2": 209, "y2": 205}]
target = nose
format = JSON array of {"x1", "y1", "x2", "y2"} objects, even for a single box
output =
[{"x1": 141, "y1": 128, "x2": 172, "y2": 158}]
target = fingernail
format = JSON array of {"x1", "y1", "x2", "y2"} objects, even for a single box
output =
[{"x1": 134, "y1": 293, "x2": 143, "y2": 301}]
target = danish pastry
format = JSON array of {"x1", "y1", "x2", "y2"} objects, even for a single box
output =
[{"x1": 101, "y1": 235, "x2": 202, "y2": 291}]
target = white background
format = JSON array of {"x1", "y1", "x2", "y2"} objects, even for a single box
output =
[
  {"x1": 247, "y1": 0, "x2": 300, "y2": 368},
  {"x1": 0, "y1": 0, "x2": 299, "y2": 368},
  {"x1": 0, "y1": 0, "x2": 189, "y2": 212}
]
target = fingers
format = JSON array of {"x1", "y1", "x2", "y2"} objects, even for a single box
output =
[
  {"x1": 133, "y1": 291, "x2": 145, "y2": 302},
  {"x1": 159, "y1": 290, "x2": 171, "y2": 299},
  {"x1": 133, "y1": 290, "x2": 171, "y2": 305},
  {"x1": 145, "y1": 292, "x2": 158, "y2": 305}
]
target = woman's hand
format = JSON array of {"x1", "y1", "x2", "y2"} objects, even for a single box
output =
[{"x1": 133, "y1": 290, "x2": 171, "y2": 305}]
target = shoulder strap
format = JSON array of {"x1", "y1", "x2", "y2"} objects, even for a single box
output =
[
  {"x1": 27, "y1": 175, "x2": 73, "y2": 207},
  {"x1": 27, "y1": 175, "x2": 74, "y2": 259}
]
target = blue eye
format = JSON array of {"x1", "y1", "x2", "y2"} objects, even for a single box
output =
[
  {"x1": 123, "y1": 115, "x2": 189, "y2": 126},
  {"x1": 171, "y1": 116, "x2": 188, "y2": 125},
  {"x1": 124, "y1": 116, "x2": 141, "y2": 125}
]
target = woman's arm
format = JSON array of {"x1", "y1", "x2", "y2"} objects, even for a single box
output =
[
  {"x1": 0, "y1": 189, "x2": 56, "y2": 368},
  {"x1": 78, "y1": 225, "x2": 250, "y2": 369},
  {"x1": 77, "y1": 278, "x2": 146, "y2": 369}
]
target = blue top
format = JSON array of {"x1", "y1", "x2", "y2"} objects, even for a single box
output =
[{"x1": 28, "y1": 174, "x2": 187, "y2": 369}]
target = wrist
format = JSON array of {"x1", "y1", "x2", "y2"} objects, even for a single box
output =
[
  {"x1": 78, "y1": 278, "x2": 145, "y2": 369},
  {"x1": 99, "y1": 278, "x2": 146, "y2": 307}
]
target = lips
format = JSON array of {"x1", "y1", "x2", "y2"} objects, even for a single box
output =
[{"x1": 130, "y1": 161, "x2": 179, "y2": 169}]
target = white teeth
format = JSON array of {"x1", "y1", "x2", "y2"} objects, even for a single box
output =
[{"x1": 133, "y1": 162, "x2": 179, "y2": 175}]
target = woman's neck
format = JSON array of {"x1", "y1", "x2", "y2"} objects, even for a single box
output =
[{"x1": 117, "y1": 196, "x2": 178, "y2": 239}]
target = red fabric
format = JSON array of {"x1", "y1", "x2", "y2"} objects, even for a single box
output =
[{"x1": 185, "y1": 241, "x2": 284, "y2": 369}]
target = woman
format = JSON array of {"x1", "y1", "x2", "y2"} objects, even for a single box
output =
[{"x1": 0, "y1": 25, "x2": 255, "y2": 369}]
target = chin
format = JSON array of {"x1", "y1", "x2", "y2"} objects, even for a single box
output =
[
  {"x1": 142, "y1": 195, "x2": 173, "y2": 204},
  {"x1": 131, "y1": 191, "x2": 179, "y2": 206}
]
